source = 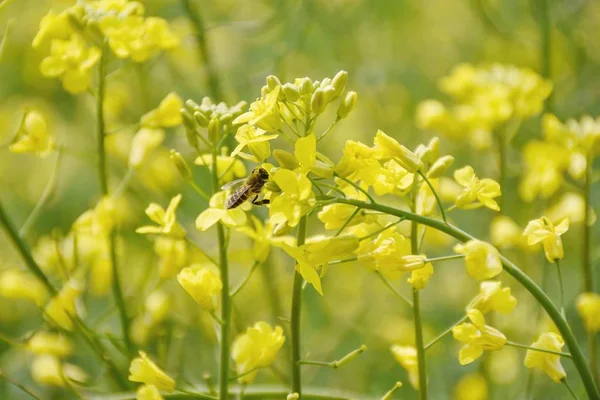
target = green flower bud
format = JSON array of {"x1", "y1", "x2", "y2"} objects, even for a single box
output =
[
  {"x1": 417, "y1": 137, "x2": 440, "y2": 163},
  {"x1": 201, "y1": 97, "x2": 213, "y2": 108},
  {"x1": 273, "y1": 149, "x2": 300, "y2": 170},
  {"x1": 311, "y1": 88, "x2": 328, "y2": 116},
  {"x1": 208, "y1": 118, "x2": 220, "y2": 143},
  {"x1": 194, "y1": 111, "x2": 209, "y2": 127},
  {"x1": 319, "y1": 78, "x2": 331, "y2": 89},
  {"x1": 331, "y1": 70, "x2": 348, "y2": 98},
  {"x1": 181, "y1": 108, "x2": 195, "y2": 130},
  {"x1": 337, "y1": 91, "x2": 357, "y2": 119},
  {"x1": 170, "y1": 150, "x2": 192, "y2": 180},
  {"x1": 219, "y1": 113, "x2": 232, "y2": 125},
  {"x1": 185, "y1": 99, "x2": 201, "y2": 112},
  {"x1": 427, "y1": 155, "x2": 454, "y2": 178},
  {"x1": 282, "y1": 83, "x2": 300, "y2": 102},
  {"x1": 184, "y1": 126, "x2": 198, "y2": 150},
  {"x1": 266, "y1": 75, "x2": 281, "y2": 91},
  {"x1": 299, "y1": 78, "x2": 313, "y2": 95}
]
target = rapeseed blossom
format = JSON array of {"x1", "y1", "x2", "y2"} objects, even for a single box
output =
[
  {"x1": 137, "y1": 194, "x2": 185, "y2": 237},
  {"x1": 576, "y1": 293, "x2": 600, "y2": 333},
  {"x1": 524, "y1": 333, "x2": 566, "y2": 383},
  {"x1": 236, "y1": 216, "x2": 295, "y2": 263},
  {"x1": 44, "y1": 280, "x2": 84, "y2": 330},
  {"x1": 523, "y1": 217, "x2": 569, "y2": 262},
  {"x1": 467, "y1": 281, "x2": 517, "y2": 315},
  {"x1": 453, "y1": 240, "x2": 503, "y2": 280},
  {"x1": 129, "y1": 352, "x2": 175, "y2": 392},
  {"x1": 232, "y1": 322, "x2": 285, "y2": 383},
  {"x1": 196, "y1": 191, "x2": 249, "y2": 231},
  {"x1": 452, "y1": 309, "x2": 506, "y2": 365},
  {"x1": 269, "y1": 168, "x2": 315, "y2": 228},
  {"x1": 177, "y1": 266, "x2": 222, "y2": 312},
  {"x1": 391, "y1": 345, "x2": 419, "y2": 390},
  {"x1": 9, "y1": 110, "x2": 55, "y2": 155},
  {"x1": 453, "y1": 166, "x2": 501, "y2": 211}
]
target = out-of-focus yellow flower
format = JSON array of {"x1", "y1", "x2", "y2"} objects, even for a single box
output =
[
  {"x1": 454, "y1": 372, "x2": 487, "y2": 400},
  {"x1": 487, "y1": 347, "x2": 519, "y2": 385},
  {"x1": 524, "y1": 333, "x2": 566, "y2": 383},
  {"x1": 196, "y1": 191, "x2": 249, "y2": 231},
  {"x1": 467, "y1": 281, "x2": 517, "y2": 315},
  {"x1": 318, "y1": 204, "x2": 375, "y2": 230},
  {"x1": 231, "y1": 125, "x2": 278, "y2": 163},
  {"x1": 129, "y1": 128, "x2": 165, "y2": 167},
  {"x1": 576, "y1": 292, "x2": 600, "y2": 333},
  {"x1": 416, "y1": 100, "x2": 458, "y2": 136},
  {"x1": 452, "y1": 309, "x2": 506, "y2": 365},
  {"x1": 0, "y1": 270, "x2": 49, "y2": 306},
  {"x1": 237, "y1": 216, "x2": 294, "y2": 263},
  {"x1": 44, "y1": 279, "x2": 83, "y2": 331},
  {"x1": 390, "y1": 345, "x2": 419, "y2": 390},
  {"x1": 545, "y1": 192, "x2": 596, "y2": 225},
  {"x1": 282, "y1": 235, "x2": 358, "y2": 295},
  {"x1": 374, "y1": 130, "x2": 423, "y2": 172},
  {"x1": 129, "y1": 351, "x2": 175, "y2": 392},
  {"x1": 141, "y1": 92, "x2": 183, "y2": 128},
  {"x1": 453, "y1": 166, "x2": 501, "y2": 211},
  {"x1": 233, "y1": 86, "x2": 282, "y2": 131},
  {"x1": 543, "y1": 113, "x2": 600, "y2": 166},
  {"x1": 137, "y1": 194, "x2": 185, "y2": 237},
  {"x1": 523, "y1": 217, "x2": 569, "y2": 262},
  {"x1": 74, "y1": 196, "x2": 117, "y2": 237},
  {"x1": 519, "y1": 141, "x2": 570, "y2": 202},
  {"x1": 9, "y1": 110, "x2": 55, "y2": 156},
  {"x1": 33, "y1": 235, "x2": 73, "y2": 275},
  {"x1": 145, "y1": 289, "x2": 170, "y2": 324},
  {"x1": 194, "y1": 153, "x2": 246, "y2": 183},
  {"x1": 31, "y1": 355, "x2": 88, "y2": 387},
  {"x1": 453, "y1": 240, "x2": 502, "y2": 280},
  {"x1": 177, "y1": 266, "x2": 222, "y2": 312},
  {"x1": 137, "y1": 384, "x2": 163, "y2": 400},
  {"x1": 39, "y1": 35, "x2": 101, "y2": 94},
  {"x1": 269, "y1": 168, "x2": 315, "y2": 228},
  {"x1": 154, "y1": 237, "x2": 187, "y2": 278},
  {"x1": 32, "y1": 10, "x2": 73, "y2": 49},
  {"x1": 489, "y1": 215, "x2": 531, "y2": 251},
  {"x1": 232, "y1": 322, "x2": 285, "y2": 384},
  {"x1": 28, "y1": 331, "x2": 72, "y2": 357},
  {"x1": 407, "y1": 261, "x2": 433, "y2": 289},
  {"x1": 90, "y1": 255, "x2": 112, "y2": 296}
]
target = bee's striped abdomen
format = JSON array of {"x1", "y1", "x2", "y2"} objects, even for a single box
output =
[{"x1": 225, "y1": 186, "x2": 252, "y2": 209}]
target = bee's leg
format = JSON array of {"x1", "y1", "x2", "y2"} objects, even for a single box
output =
[{"x1": 251, "y1": 196, "x2": 270, "y2": 206}]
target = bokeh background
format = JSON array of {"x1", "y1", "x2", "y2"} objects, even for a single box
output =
[{"x1": 0, "y1": 0, "x2": 598, "y2": 399}]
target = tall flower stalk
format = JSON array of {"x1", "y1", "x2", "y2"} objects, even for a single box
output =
[{"x1": 291, "y1": 215, "x2": 307, "y2": 396}]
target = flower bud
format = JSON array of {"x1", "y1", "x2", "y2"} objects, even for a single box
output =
[
  {"x1": 334, "y1": 344, "x2": 367, "y2": 368},
  {"x1": 337, "y1": 91, "x2": 357, "y2": 119},
  {"x1": 194, "y1": 110, "x2": 209, "y2": 127},
  {"x1": 170, "y1": 150, "x2": 192, "y2": 180},
  {"x1": 331, "y1": 70, "x2": 348, "y2": 98},
  {"x1": 282, "y1": 83, "x2": 300, "y2": 102},
  {"x1": 266, "y1": 75, "x2": 281, "y2": 91},
  {"x1": 184, "y1": 126, "x2": 198, "y2": 149},
  {"x1": 208, "y1": 118, "x2": 220, "y2": 143},
  {"x1": 298, "y1": 77, "x2": 313, "y2": 95},
  {"x1": 180, "y1": 108, "x2": 195, "y2": 130},
  {"x1": 185, "y1": 99, "x2": 201, "y2": 112},
  {"x1": 311, "y1": 88, "x2": 328, "y2": 115},
  {"x1": 427, "y1": 155, "x2": 454, "y2": 178},
  {"x1": 287, "y1": 394, "x2": 300, "y2": 400},
  {"x1": 219, "y1": 113, "x2": 232, "y2": 125},
  {"x1": 273, "y1": 149, "x2": 299, "y2": 170}
]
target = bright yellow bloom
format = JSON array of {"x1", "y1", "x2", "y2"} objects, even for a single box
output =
[
  {"x1": 129, "y1": 351, "x2": 175, "y2": 392},
  {"x1": 73, "y1": 196, "x2": 117, "y2": 237},
  {"x1": 452, "y1": 309, "x2": 506, "y2": 365},
  {"x1": 467, "y1": 281, "x2": 517, "y2": 315},
  {"x1": 44, "y1": 280, "x2": 84, "y2": 331},
  {"x1": 523, "y1": 217, "x2": 569, "y2": 262},
  {"x1": 154, "y1": 237, "x2": 187, "y2": 278},
  {"x1": 177, "y1": 266, "x2": 222, "y2": 312},
  {"x1": 39, "y1": 35, "x2": 101, "y2": 94},
  {"x1": 194, "y1": 154, "x2": 246, "y2": 183},
  {"x1": 31, "y1": 355, "x2": 88, "y2": 387},
  {"x1": 317, "y1": 204, "x2": 375, "y2": 230},
  {"x1": 232, "y1": 322, "x2": 285, "y2": 384},
  {"x1": 231, "y1": 125, "x2": 278, "y2": 163},
  {"x1": 453, "y1": 166, "x2": 501, "y2": 211},
  {"x1": 137, "y1": 194, "x2": 185, "y2": 237},
  {"x1": 137, "y1": 384, "x2": 164, "y2": 400},
  {"x1": 0, "y1": 269, "x2": 49, "y2": 306},
  {"x1": 358, "y1": 228, "x2": 416, "y2": 280},
  {"x1": 374, "y1": 130, "x2": 424, "y2": 172},
  {"x1": 454, "y1": 373, "x2": 488, "y2": 400},
  {"x1": 390, "y1": 345, "x2": 419, "y2": 390},
  {"x1": 9, "y1": 110, "x2": 55, "y2": 155},
  {"x1": 28, "y1": 331, "x2": 72, "y2": 358},
  {"x1": 141, "y1": 92, "x2": 183, "y2": 128},
  {"x1": 576, "y1": 292, "x2": 600, "y2": 333},
  {"x1": 294, "y1": 133, "x2": 334, "y2": 178},
  {"x1": 32, "y1": 10, "x2": 73, "y2": 49},
  {"x1": 233, "y1": 86, "x2": 282, "y2": 131},
  {"x1": 453, "y1": 240, "x2": 502, "y2": 280},
  {"x1": 237, "y1": 216, "x2": 295, "y2": 263},
  {"x1": 524, "y1": 333, "x2": 566, "y2": 383},
  {"x1": 335, "y1": 140, "x2": 382, "y2": 180},
  {"x1": 196, "y1": 191, "x2": 249, "y2": 231},
  {"x1": 407, "y1": 261, "x2": 434, "y2": 290},
  {"x1": 129, "y1": 128, "x2": 165, "y2": 167},
  {"x1": 269, "y1": 169, "x2": 315, "y2": 228},
  {"x1": 282, "y1": 236, "x2": 358, "y2": 295}
]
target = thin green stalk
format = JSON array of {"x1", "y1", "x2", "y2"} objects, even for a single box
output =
[
  {"x1": 562, "y1": 379, "x2": 581, "y2": 400},
  {"x1": 417, "y1": 171, "x2": 446, "y2": 223},
  {"x1": 424, "y1": 316, "x2": 467, "y2": 351},
  {"x1": 358, "y1": 217, "x2": 406, "y2": 242},
  {"x1": 538, "y1": 0, "x2": 553, "y2": 111},
  {"x1": 0, "y1": 371, "x2": 41, "y2": 400},
  {"x1": 332, "y1": 197, "x2": 600, "y2": 399},
  {"x1": 424, "y1": 254, "x2": 464, "y2": 263},
  {"x1": 298, "y1": 344, "x2": 367, "y2": 369},
  {"x1": 334, "y1": 207, "x2": 360, "y2": 237},
  {"x1": 96, "y1": 42, "x2": 133, "y2": 357},
  {"x1": 505, "y1": 341, "x2": 571, "y2": 358},
  {"x1": 211, "y1": 147, "x2": 231, "y2": 400},
  {"x1": 555, "y1": 259, "x2": 565, "y2": 318},
  {"x1": 335, "y1": 174, "x2": 376, "y2": 204},
  {"x1": 231, "y1": 262, "x2": 259, "y2": 297},
  {"x1": 291, "y1": 215, "x2": 307, "y2": 397},
  {"x1": 375, "y1": 271, "x2": 412, "y2": 307}
]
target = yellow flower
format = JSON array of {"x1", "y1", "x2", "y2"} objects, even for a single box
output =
[
  {"x1": 390, "y1": 345, "x2": 419, "y2": 390},
  {"x1": 576, "y1": 292, "x2": 600, "y2": 333},
  {"x1": 453, "y1": 240, "x2": 502, "y2": 280},
  {"x1": 32, "y1": 10, "x2": 73, "y2": 49},
  {"x1": 317, "y1": 204, "x2": 375, "y2": 230},
  {"x1": 0, "y1": 270, "x2": 49, "y2": 306},
  {"x1": 519, "y1": 141, "x2": 569, "y2": 202},
  {"x1": 282, "y1": 236, "x2": 358, "y2": 295},
  {"x1": 44, "y1": 280, "x2": 84, "y2": 331},
  {"x1": 194, "y1": 154, "x2": 246, "y2": 183},
  {"x1": 467, "y1": 281, "x2": 517, "y2": 315},
  {"x1": 335, "y1": 140, "x2": 381, "y2": 180},
  {"x1": 137, "y1": 194, "x2": 185, "y2": 238},
  {"x1": 269, "y1": 169, "x2": 315, "y2": 228},
  {"x1": 545, "y1": 192, "x2": 596, "y2": 225},
  {"x1": 233, "y1": 86, "x2": 282, "y2": 131},
  {"x1": 129, "y1": 127, "x2": 165, "y2": 167},
  {"x1": 196, "y1": 191, "x2": 249, "y2": 231},
  {"x1": 28, "y1": 331, "x2": 72, "y2": 358},
  {"x1": 489, "y1": 215, "x2": 531, "y2": 251},
  {"x1": 407, "y1": 261, "x2": 434, "y2": 290},
  {"x1": 9, "y1": 110, "x2": 55, "y2": 155},
  {"x1": 236, "y1": 216, "x2": 295, "y2": 263},
  {"x1": 141, "y1": 92, "x2": 183, "y2": 128},
  {"x1": 453, "y1": 166, "x2": 501, "y2": 211},
  {"x1": 374, "y1": 130, "x2": 423, "y2": 172},
  {"x1": 524, "y1": 333, "x2": 566, "y2": 383},
  {"x1": 523, "y1": 217, "x2": 569, "y2": 262},
  {"x1": 73, "y1": 196, "x2": 117, "y2": 237},
  {"x1": 177, "y1": 266, "x2": 222, "y2": 312},
  {"x1": 454, "y1": 373, "x2": 488, "y2": 400},
  {"x1": 231, "y1": 125, "x2": 278, "y2": 163},
  {"x1": 31, "y1": 355, "x2": 88, "y2": 387},
  {"x1": 358, "y1": 228, "x2": 415, "y2": 280},
  {"x1": 543, "y1": 113, "x2": 600, "y2": 162},
  {"x1": 129, "y1": 351, "x2": 175, "y2": 392},
  {"x1": 154, "y1": 237, "x2": 187, "y2": 278},
  {"x1": 232, "y1": 322, "x2": 285, "y2": 384},
  {"x1": 294, "y1": 133, "x2": 334, "y2": 178},
  {"x1": 137, "y1": 384, "x2": 164, "y2": 400},
  {"x1": 90, "y1": 255, "x2": 112, "y2": 296},
  {"x1": 452, "y1": 309, "x2": 506, "y2": 365},
  {"x1": 39, "y1": 35, "x2": 101, "y2": 94}
]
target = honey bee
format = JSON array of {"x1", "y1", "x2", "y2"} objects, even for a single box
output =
[{"x1": 222, "y1": 167, "x2": 270, "y2": 210}]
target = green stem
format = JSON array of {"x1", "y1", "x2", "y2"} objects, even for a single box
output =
[
  {"x1": 505, "y1": 341, "x2": 571, "y2": 358},
  {"x1": 231, "y1": 262, "x2": 259, "y2": 297},
  {"x1": 291, "y1": 215, "x2": 307, "y2": 397},
  {"x1": 211, "y1": 147, "x2": 231, "y2": 400},
  {"x1": 358, "y1": 217, "x2": 406, "y2": 242},
  {"x1": 555, "y1": 259, "x2": 566, "y2": 318},
  {"x1": 375, "y1": 271, "x2": 412, "y2": 307},
  {"x1": 562, "y1": 379, "x2": 581, "y2": 400},
  {"x1": 417, "y1": 171, "x2": 446, "y2": 223},
  {"x1": 424, "y1": 316, "x2": 467, "y2": 351},
  {"x1": 332, "y1": 197, "x2": 600, "y2": 399},
  {"x1": 0, "y1": 372, "x2": 41, "y2": 400},
  {"x1": 298, "y1": 345, "x2": 366, "y2": 369},
  {"x1": 334, "y1": 207, "x2": 360, "y2": 237},
  {"x1": 335, "y1": 175, "x2": 376, "y2": 204},
  {"x1": 424, "y1": 254, "x2": 465, "y2": 263},
  {"x1": 538, "y1": 0, "x2": 553, "y2": 112}
]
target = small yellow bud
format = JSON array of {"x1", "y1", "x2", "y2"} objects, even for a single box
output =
[
  {"x1": 331, "y1": 70, "x2": 348, "y2": 98},
  {"x1": 282, "y1": 83, "x2": 300, "y2": 101},
  {"x1": 180, "y1": 108, "x2": 195, "y2": 130},
  {"x1": 337, "y1": 91, "x2": 357, "y2": 119},
  {"x1": 129, "y1": 351, "x2": 175, "y2": 392},
  {"x1": 219, "y1": 113, "x2": 233, "y2": 125},
  {"x1": 427, "y1": 155, "x2": 455, "y2": 178},
  {"x1": 194, "y1": 111, "x2": 209, "y2": 127},
  {"x1": 169, "y1": 150, "x2": 191, "y2": 180},
  {"x1": 311, "y1": 88, "x2": 327, "y2": 115},
  {"x1": 266, "y1": 75, "x2": 281, "y2": 91},
  {"x1": 185, "y1": 99, "x2": 201, "y2": 112},
  {"x1": 208, "y1": 118, "x2": 220, "y2": 143},
  {"x1": 298, "y1": 77, "x2": 313, "y2": 95}
]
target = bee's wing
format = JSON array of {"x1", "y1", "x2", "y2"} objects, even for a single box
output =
[{"x1": 221, "y1": 178, "x2": 246, "y2": 191}]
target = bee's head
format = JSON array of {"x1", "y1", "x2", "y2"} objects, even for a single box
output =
[{"x1": 253, "y1": 167, "x2": 269, "y2": 181}]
